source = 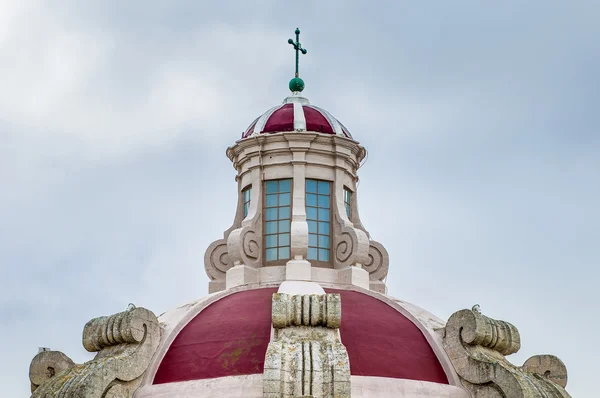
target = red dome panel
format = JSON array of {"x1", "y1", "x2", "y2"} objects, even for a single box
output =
[
  {"x1": 262, "y1": 104, "x2": 294, "y2": 133},
  {"x1": 326, "y1": 289, "x2": 449, "y2": 384},
  {"x1": 153, "y1": 288, "x2": 277, "y2": 384},
  {"x1": 304, "y1": 106, "x2": 335, "y2": 134}
]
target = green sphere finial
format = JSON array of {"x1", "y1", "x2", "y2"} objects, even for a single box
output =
[
  {"x1": 288, "y1": 28, "x2": 308, "y2": 92},
  {"x1": 289, "y1": 77, "x2": 305, "y2": 93}
]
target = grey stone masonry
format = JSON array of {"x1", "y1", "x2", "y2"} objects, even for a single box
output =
[
  {"x1": 29, "y1": 306, "x2": 160, "y2": 398},
  {"x1": 443, "y1": 308, "x2": 571, "y2": 398},
  {"x1": 263, "y1": 293, "x2": 351, "y2": 398}
]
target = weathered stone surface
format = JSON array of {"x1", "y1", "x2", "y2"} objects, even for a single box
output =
[
  {"x1": 264, "y1": 293, "x2": 350, "y2": 397},
  {"x1": 443, "y1": 308, "x2": 571, "y2": 398},
  {"x1": 30, "y1": 306, "x2": 160, "y2": 398}
]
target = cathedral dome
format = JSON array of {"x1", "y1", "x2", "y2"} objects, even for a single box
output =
[
  {"x1": 242, "y1": 95, "x2": 352, "y2": 139},
  {"x1": 149, "y1": 286, "x2": 452, "y2": 388}
]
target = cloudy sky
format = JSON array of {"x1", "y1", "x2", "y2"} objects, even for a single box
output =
[{"x1": 1, "y1": 1, "x2": 598, "y2": 396}]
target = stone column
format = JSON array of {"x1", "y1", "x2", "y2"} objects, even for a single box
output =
[{"x1": 286, "y1": 138, "x2": 312, "y2": 281}]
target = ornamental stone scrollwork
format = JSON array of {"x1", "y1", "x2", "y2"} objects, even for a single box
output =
[
  {"x1": 263, "y1": 293, "x2": 351, "y2": 398},
  {"x1": 443, "y1": 308, "x2": 571, "y2": 398},
  {"x1": 363, "y1": 240, "x2": 389, "y2": 282},
  {"x1": 333, "y1": 213, "x2": 369, "y2": 269},
  {"x1": 204, "y1": 240, "x2": 231, "y2": 282},
  {"x1": 227, "y1": 210, "x2": 262, "y2": 267},
  {"x1": 29, "y1": 306, "x2": 160, "y2": 398}
]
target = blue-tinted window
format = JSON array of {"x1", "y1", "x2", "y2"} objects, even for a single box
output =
[
  {"x1": 306, "y1": 179, "x2": 331, "y2": 261},
  {"x1": 344, "y1": 187, "x2": 352, "y2": 218},
  {"x1": 243, "y1": 186, "x2": 252, "y2": 217},
  {"x1": 264, "y1": 179, "x2": 292, "y2": 261}
]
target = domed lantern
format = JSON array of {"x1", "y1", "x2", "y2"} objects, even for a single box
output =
[{"x1": 204, "y1": 27, "x2": 388, "y2": 295}]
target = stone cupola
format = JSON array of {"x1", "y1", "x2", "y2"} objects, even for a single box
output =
[
  {"x1": 204, "y1": 28, "x2": 388, "y2": 294},
  {"x1": 204, "y1": 91, "x2": 389, "y2": 294}
]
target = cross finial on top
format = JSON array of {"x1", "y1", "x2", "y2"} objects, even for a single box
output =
[{"x1": 287, "y1": 28, "x2": 307, "y2": 93}]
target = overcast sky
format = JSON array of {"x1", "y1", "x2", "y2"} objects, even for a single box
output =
[{"x1": 1, "y1": 1, "x2": 598, "y2": 396}]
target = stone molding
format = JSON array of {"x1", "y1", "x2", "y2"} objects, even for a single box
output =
[
  {"x1": 29, "y1": 306, "x2": 160, "y2": 398},
  {"x1": 443, "y1": 308, "x2": 571, "y2": 397},
  {"x1": 263, "y1": 293, "x2": 351, "y2": 397}
]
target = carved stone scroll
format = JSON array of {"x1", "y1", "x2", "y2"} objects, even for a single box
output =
[
  {"x1": 333, "y1": 213, "x2": 369, "y2": 269},
  {"x1": 363, "y1": 240, "x2": 389, "y2": 282},
  {"x1": 227, "y1": 210, "x2": 262, "y2": 268},
  {"x1": 204, "y1": 240, "x2": 231, "y2": 282},
  {"x1": 30, "y1": 306, "x2": 160, "y2": 398},
  {"x1": 443, "y1": 308, "x2": 571, "y2": 398},
  {"x1": 263, "y1": 293, "x2": 350, "y2": 398}
]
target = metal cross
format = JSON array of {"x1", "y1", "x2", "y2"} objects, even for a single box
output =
[{"x1": 288, "y1": 28, "x2": 307, "y2": 78}]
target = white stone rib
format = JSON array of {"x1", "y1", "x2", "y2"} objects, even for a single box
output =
[{"x1": 293, "y1": 102, "x2": 307, "y2": 131}]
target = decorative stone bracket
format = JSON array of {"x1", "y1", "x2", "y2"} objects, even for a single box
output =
[
  {"x1": 263, "y1": 293, "x2": 351, "y2": 398},
  {"x1": 442, "y1": 308, "x2": 570, "y2": 398},
  {"x1": 29, "y1": 306, "x2": 160, "y2": 398}
]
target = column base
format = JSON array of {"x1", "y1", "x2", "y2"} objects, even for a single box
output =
[
  {"x1": 339, "y1": 266, "x2": 370, "y2": 290},
  {"x1": 285, "y1": 258, "x2": 312, "y2": 281},
  {"x1": 226, "y1": 264, "x2": 258, "y2": 289}
]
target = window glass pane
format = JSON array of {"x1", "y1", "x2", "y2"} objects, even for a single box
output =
[
  {"x1": 266, "y1": 181, "x2": 279, "y2": 194},
  {"x1": 318, "y1": 222, "x2": 329, "y2": 234},
  {"x1": 278, "y1": 247, "x2": 290, "y2": 259},
  {"x1": 318, "y1": 195, "x2": 330, "y2": 208},
  {"x1": 278, "y1": 220, "x2": 290, "y2": 233},
  {"x1": 306, "y1": 179, "x2": 317, "y2": 193},
  {"x1": 266, "y1": 235, "x2": 277, "y2": 248},
  {"x1": 309, "y1": 234, "x2": 318, "y2": 247},
  {"x1": 317, "y1": 181, "x2": 330, "y2": 194},
  {"x1": 243, "y1": 203, "x2": 249, "y2": 217},
  {"x1": 318, "y1": 235, "x2": 330, "y2": 248},
  {"x1": 266, "y1": 208, "x2": 278, "y2": 221},
  {"x1": 318, "y1": 208, "x2": 329, "y2": 220},
  {"x1": 279, "y1": 233, "x2": 290, "y2": 246},
  {"x1": 279, "y1": 206, "x2": 290, "y2": 219},
  {"x1": 266, "y1": 248, "x2": 278, "y2": 261},
  {"x1": 279, "y1": 193, "x2": 291, "y2": 206},
  {"x1": 308, "y1": 221, "x2": 317, "y2": 234},
  {"x1": 345, "y1": 203, "x2": 351, "y2": 218},
  {"x1": 279, "y1": 179, "x2": 291, "y2": 193},
  {"x1": 306, "y1": 194, "x2": 317, "y2": 207},
  {"x1": 244, "y1": 189, "x2": 251, "y2": 202},
  {"x1": 266, "y1": 221, "x2": 278, "y2": 234},
  {"x1": 308, "y1": 247, "x2": 318, "y2": 260},
  {"x1": 307, "y1": 207, "x2": 317, "y2": 220},
  {"x1": 319, "y1": 249, "x2": 329, "y2": 261},
  {"x1": 266, "y1": 194, "x2": 278, "y2": 207}
]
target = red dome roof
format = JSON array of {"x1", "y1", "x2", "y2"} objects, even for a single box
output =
[
  {"x1": 242, "y1": 96, "x2": 352, "y2": 139},
  {"x1": 153, "y1": 288, "x2": 448, "y2": 385}
]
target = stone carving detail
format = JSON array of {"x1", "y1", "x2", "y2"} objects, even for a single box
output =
[
  {"x1": 443, "y1": 308, "x2": 571, "y2": 398},
  {"x1": 264, "y1": 293, "x2": 350, "y2": 398},
  {"x1": 333, "y1": 213, "x2": 369, "y2": 269},
  {"x1": 363, "y1": 240, "x2": 389, "y2": 282},
  {"x1": 227, "y1": 210, "x2": 262, "y2": 267},
  {"x1": 335, "y1": 226, "x2": 356, "y2": 265},
  {"x1": 30, "y1": 306, "x2": 160, "y2": 398},
  {"x1": 204, "y1": 240, "x2": 231, "y2": 282}
]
